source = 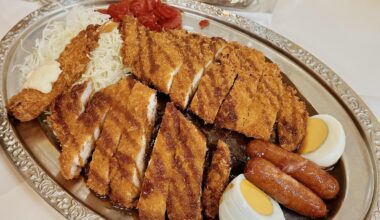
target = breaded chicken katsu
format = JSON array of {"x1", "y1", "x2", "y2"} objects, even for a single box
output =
[
  {"x1": 8, "y1": 11, "x2": 316, "y2": 220},
  {"x1": 277, "y1": 85, "x2": 308, "y2": 151},
  {"x1": 121, "y1": 16, "x2": 182, "y2": 94},
  {"x1": 57, "y1": 78, "x2": 135, "y2": 179},
  {"x1": 48, "y1": 80, "x2": 94, "y2": 145},
  {"x1": 7, "y1": 24, "x2": 100, "y2": 122},
  {"x1": 109, "y1": 82, "x2": 157, "y2": 208},
  {"x1": 214, "y1": 44, "x2": 266, "y2": 134},
  {"x1": 216, "y1": 61, "x2": 283, "y2": 140},
  {"x1": 166, "y1": 104, "x2": 207, "y2": 220},
  {"x1": 137, "y1": 103, "x2": 179, "y2": 220},
  {"x1": 120, "y1": 16, "x2": 228, "y2": 109},
  {"x1": 167, "y1": 29, "x2": 226, "y2": 109},
  {"x1": 189, "y1": 46, "x2": 239, "y2": 123},
  {"x1": 138, "y1": 103, "x2": 207, "y2": 220},
  {"x1": 86, "y1": 78, "x2": 137, "y2": 196},
  {"x1": 202, "y1": 140, "x2": 231, "y2": 219},
  {"x1": 87, "y1": 111, "x2": 124, "y2": 196}
]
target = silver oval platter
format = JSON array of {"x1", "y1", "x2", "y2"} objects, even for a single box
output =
[{"x1": 1, "y1": 0, "x2": 380, "y2": 219}]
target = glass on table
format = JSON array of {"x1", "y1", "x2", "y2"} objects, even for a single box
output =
[{"x1": 195, "y1": 0, "x2": 277, "y2": 11}]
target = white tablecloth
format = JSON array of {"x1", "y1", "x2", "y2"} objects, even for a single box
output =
[{"x1": 0, "y1": 0, "x2": 379, "y2": 219}]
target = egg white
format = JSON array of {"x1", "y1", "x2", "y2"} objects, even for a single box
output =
[
  {"x1": 219, "y1": 174, "x2": 285, "y2": 220},
  {"x1": 301, "y1": 114, "x2": 345, "y2": 167}
]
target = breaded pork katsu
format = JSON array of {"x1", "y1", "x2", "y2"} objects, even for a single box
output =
[
  {"x1": 7, "y1": 25, "x2": 100, "y2": 122},
  {"x1": 202, "y1": 140, "x2": 231, "y2": 219},
  {"x1": 277, "y1": 85, "x2": 309, "y2": 151},
  {"x1": 86, "y1": 77, "x2": 136, "y2": 196},
  {"x1": 121, "y1": 16, "x2": 182, "y2": 94},
  {"x1": 109, "y1": 82, "x2": 157, "y2": 208}
]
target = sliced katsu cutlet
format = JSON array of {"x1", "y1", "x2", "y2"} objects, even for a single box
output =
[
  {"x1": 7, "y1": 24, "x2": 100, "y2": 122},
  {"x1": 214, "y1": 44, "x2": 266, "y2": 127},
  {"x1": 138, "y1": 102, "x2": 207, "y2": 220},
  {"x1": 216, "y1": 61, "x2": 283, "y2": 140},
  {"x1": 189, "y1": 45, "x2": 240, "y2": 124},
  {"x1": 121, "y1": 16, "x2": 182, "y2": 94},
  {"x1": 277, "y1": 85, "x2": 308, "y2": 151},
  {"x1": 202, "y1": 140, "x2": 231, "y2": 219},
  {"x1": 86, "y1": 78, "x2": 136, "y2": 196},
  {"x1": 215, "y1": 44, "x2": 265, "y2": 135},
  {"x1": 167, "y1": 29, "x2": 226, "y2": 109},
  {"x1": 109, "y1": 82, "x2": 157, "y2": 208},
  {"x1": 167, "y1": 105, "x2": 207, "y2": 220},
  {"x1": 121, "y1": 16, "x2": 139, "y2": 68},
  {"x1": 59, "y1": 78, "x2": 134, "y2": 180},
  {"x1": 48, "y1": 80, "x2": 94, "y2": 145},
  {"x1": 137, "y1": 103, "x2": 179, "y2": 220}
]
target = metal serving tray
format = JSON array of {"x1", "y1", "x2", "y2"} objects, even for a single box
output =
[{"x1": 0, "y1": 0, "x2": 379, "y2": 219}]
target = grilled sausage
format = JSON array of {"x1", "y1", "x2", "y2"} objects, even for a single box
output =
[
  {"x1": 246, "y1": 140, "x2": 339, "y2": 199},
  {"x1": 245, "y1": 158, "x2": 327, "y2": 218}
]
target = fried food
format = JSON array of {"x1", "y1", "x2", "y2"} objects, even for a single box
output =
[
  {"x1": 7, "y1": 24, "x2": 100, "y2": 121},
  {"x1": 138, "y1": 102, "x2": 207, "y2": 220},
  {"x1": 87, "y1": 115, "x2": 122, "y2": 196},
  {"x1": 277, "y1": 85, "x2": 308, "y2": 151},
  {"x1": 246, "y1": 140, "x2": 339, "y2": 199},
  {"x1": 120, "y1": 16, "x2": 139, "y2": 69},
  {"x1": 245, "y1": 158, "x2": 328, "y2": 218},
  {"x1": 59, "y1": 78, "x2": 133, "y2": 180},
  {"x1": 121, "y1": 16, "x2": 182, "y2": 94},
  {"x1": 167, "y1": 29, "x2": 226, "y2": 109},
  {"x1": 167, "y1": 106, "x2": 207, "y2": 220},
  {"x1": 48, "y1": 80, "x2": 94, "y2": 145},
  {"x1": 202, "y1": 140, "x2": 231, "y2": 219},
  {"x1": 189, "y1": 46, "x2": 239, "y2": 124},
  {"x1": 137, "y1": 103, "x2": 179, "y2": 220},
  {"x1": 109, "y1": 82, "x2": 157, "y2": 208},
  {"x1": 216, "y1": 61, "x2": 282, "y2": 140},
  {"x1": 10, "y1": 10, "x2": 341, "y2": 220},
  {"x1": 86, "y1": 78, "x2": 136, "y2": 196},
  {"x1": 214, "y1": 44, "x2": 265, "y2": 132}
]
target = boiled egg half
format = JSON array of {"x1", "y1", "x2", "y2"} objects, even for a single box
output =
[
  {"x1": 298, "y1": 114, "x2": 345, "y2": 167},
  {"x1": 219, "y1": 174, "x2": 285, "y2": 220}
]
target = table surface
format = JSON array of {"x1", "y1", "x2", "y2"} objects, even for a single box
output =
[{"x1": 0, "y1": 0, "x2": 379, "y2": 219}]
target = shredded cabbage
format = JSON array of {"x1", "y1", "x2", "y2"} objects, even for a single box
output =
[
  {"x1": 16, "y1": 7, "x2": 110, "y2": 88},
  {"x1": 81, "y1": 27, "x2": 129, "y2": 91}
]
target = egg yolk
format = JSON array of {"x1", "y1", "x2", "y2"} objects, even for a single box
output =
[
  {"x1": 299, "y1": 118, "x2": 328, "y2": 154},
  {"x1": 241, "y1": 179, "x2": 273, "y2": 216}
]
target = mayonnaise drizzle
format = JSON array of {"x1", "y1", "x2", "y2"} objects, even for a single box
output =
[{"x1": 23, "y1": 61, "x2": 61, "y2": 93}]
